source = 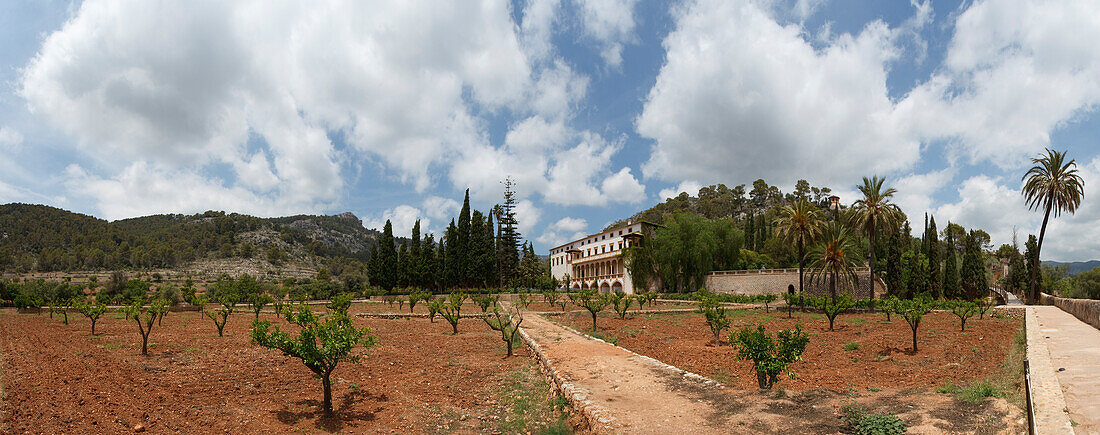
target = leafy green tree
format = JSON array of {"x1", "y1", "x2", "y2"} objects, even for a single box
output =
[
  {"x1": 849, "y1": 176, "x2": 904, "y2": 308},
  {"x1": 730, "y1": 324, "x2": 810, "y2": 389},
  {"x1": 1022, "y1": 148, "x2": 1085, "y2": 303},
  {"x1": 815, "y1": 293, "x2": 854, "y2": 331},
  {"x1": 697, "y1": 291, "x2": 731, "y2": 344},
  {"x1": 516, "y1": 293, "x2": 533, "y2": 309},
  {"x1": 473, "y1": 293, "x2": 500, "y2": 312},
  {"x1": 542, "y1": 289, "x2": 562, "y2": 310},
  {"x1": 250, "y1": 292, "x2": 274, "y2": 320},
  {"x1": 123, "y1": 298, "x2": 169, "y2": 355},
  {"x1": 251, "y1": 305, "x2": 376, "y2": 415},
  {"x1": 609, "y1": 291, "x2": 633, "y2": 319},
  {"x1": 483, "y1": 306, "x2": 524, "y2": 357},
  {"x1": 774, "y1": 199, "x2": 825, "y2": 296},
  {"x1": 976, "y1": 297, "x2": 995, "y2": 319},
  {"x1": 878, "y1": 295, "x2": 899, "y2": 321},
  {"x1": 75, "y1": 298, "x2": 108, "y2": 334},
  {"x1": 328, "y1": 293, "x2": 353, "y2": 315},
  {"x1": 570, "y1": 289, "x2": 610, "y2": 330},
  {"x1": 427, "y1": 297, "x2": 444, "y2": 323},
  {"x1": 408, "y1": 290, "x2": 429, "y2": 313}
]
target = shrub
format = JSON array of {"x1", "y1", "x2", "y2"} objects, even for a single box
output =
[
  {"x1": 949, "y1": 300, "x2": 978, "y2": 332},
  {"x1": 698, "y1": 296, "x2": 731, "y2": 345},
  {"x1": 815, "y1": 293, "x2": 854, "y2": 331},
  {"x1": 610, "y1": 291, "x2": 633, "y2": 319},
  {"x1": 441, "y1": 292, "x2": 467, "y2": 334},
  {"x1": 843, "y1": 342, "x2": 860, "y2": 351},
  {"x1": 204, "y1": 296, "x2": 238, "y2": 337},
  {"x1": 251, "y1": 305, "x2": 376, "y2": 415},
  {"x1": 484, "y1": 306, "x2": 524, "y2": 357},
  {"x1": 123, "y1": 298, "x2": 169, "y2": 355},
  {"x1": 897, "y1": 297, "x2": 932, "y2": 351},
  {"x1": 842, "y1": 405, "x2": 906, "y2": 435},
  {"x1": 14, "y1": 293, "x2": 41, "y2": 310},
  {"x1": 730, "y1": 324, "x2": 809, "y2": 389},
  {"x1": 75, "y1": 299, "x2": 108, "y2": 335},
  {"x1": 570, "y1": 289, "x2": 610, "y2": 331}
]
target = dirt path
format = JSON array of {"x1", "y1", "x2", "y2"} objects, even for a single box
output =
[
  {"x1": 1031, "y1": 305, "x2": 1100, "y2": 433},
  {"x1": 520, "y1": 313, "x2": 730, "y2": 434}
]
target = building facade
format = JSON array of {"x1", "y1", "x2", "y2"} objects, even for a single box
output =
[{"x1": 548, "y1": 222, "x2": 655, "y2": 294}]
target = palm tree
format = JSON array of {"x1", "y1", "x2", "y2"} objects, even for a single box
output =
[
  {"x1": 1022, "y1": 148, "x2": 1084, "y2": 303},
  {"x1": 849, "y1": 176, "x2": 904, "y2": 308},
  {"x1": 774, "y1": 199, "x2": 825, "y2": 296},
  {"x1": 808, "y1": 222, "x2": 862, "y2": 299}
]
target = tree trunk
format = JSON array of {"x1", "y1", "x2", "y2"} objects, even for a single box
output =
[
  {"x1": 321, "y1": 373, "x2": 333, "y2": 415},
  {"x1": 591, "y1": 311, "x2": 598, "y2": 331},
  {"x1": 830, "y1": 272, "x2": 837, "y2": 300},
  {"x1": 141, "y1": 332, "x2": 150, "y2": 356},
  {"x1": 960, "y1": 319, "x2": 966, "y2": 332},
  {"x1": 505, "y1": 335, "x2": 513, "y2": 357},
  {"x1": 1031, "y1": 202, "x2": 1052, "y2": 304},
  {"x1": 869, "y1": 222, "x2": 877, "y2": 310},
  {"x1": 828, "y1": 315, "x2": 835, "y2": 331},
  {"x1": 91, "y1": 318, "x2": 98, "y2": 335},
  {"x1": 757, "y1": 371, "x2": 768, "y2": 389}
]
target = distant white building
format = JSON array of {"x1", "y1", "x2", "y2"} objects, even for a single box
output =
[{"x1": 548, "y1": 221, "x2": 657, "y2": 294}]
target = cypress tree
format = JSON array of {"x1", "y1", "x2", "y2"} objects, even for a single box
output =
[
  {"x1": 397, "y1": 242, "x2": 409, "y2": 288},
  {"x1": 926, "y1": 216, "x2": 941, "y2": 298},
  {"x1": 885, "y1": 231, "x2": 904, "y2": 296},
  {"x1": 483, "y1": 211, "x2": 498, "y2": 287},
  {"x1": 456, "y1": 189, "x2": 471, "y2": 287},
  {"x1": 420, "y1": 233, "x2": 435, "y2": 289},
  {"x1": 410, "y1": 220, "x2": 421, "y2": 286},
  {"x1": 960, "y1": 230, "x2": 988, "y2": 299},
  {"x1": 755, "y1": 213, "x2": 766, "y2": 252},
  {"x1": 943, "y1": 223, "x2": 961, "y2": 298},
  {"x1": 469, "y1": 210, "x2": 490, "y2": 287},
  {"x1": 378, "y1": 220, "x2": 397, "y2": 290},
  {"x1": 745, "y1": 212, "x2": 756, "y2": 251},
  {"x1": 444, "y1": 219, "x2": 459, "y2": 289},
  {"x1": 1024, "y1": 235, "x2": 1039, "y2": 298}
]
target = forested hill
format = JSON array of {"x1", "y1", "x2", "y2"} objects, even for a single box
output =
[
  {"x1": 0, "y1": 203, "x2": 388, "y2": 273},
  {"x1": 606, "y1": 179, "x2": 838, "y2": 230}
]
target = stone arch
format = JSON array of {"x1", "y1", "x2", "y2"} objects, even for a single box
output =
[
  {"x1": 572, "y1": 282, "x2": 582, "y2": 290},
  {"x1": 611, "y1": 281, "x2": 623, "y2": 294},
  {"x1": 599, "y1": 282, "x2": 611, "y2": 294},
  {"x1": 788, "y1": 284, "x2": 795, "y2": 294}
]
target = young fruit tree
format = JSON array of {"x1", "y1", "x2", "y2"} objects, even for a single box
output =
[
  {"x1": 473, "y1": 293, "x2": 500, "y2": 312},
  {"x1": 878, "y1": 295, "x2": 899, "y2": 321},
  {"x1": 328, "y1": 293, "x2": 353, "y2": 315},
  {"x1": 408, "y1": 290, "x2": 430, "y2": 313},
  {"x1": 516, "y1": 293, "x2": 533, "y2": 309},
  {"x1": 250, "y1": 293, "x2": 274, "y2": 320},
  {"x1": 75, "y1": 299, "x2": 108, "y2": 335},
  {"x1": 816, "y1": 293, "x2": 854, "y2": 331},
  {"x1": 760, "y1": 294, "x2": 778, "y2": 313},
  {"x1": 636, "y1": 291, "x2": 656, "y2": 309},
  {"x1": 123, "y1": 298, "x2": 169, "y2": 356},
  {"x1": 542, "y1": 289, "x2": 561, "y2": 310},
  {"x1": 427, "y1": 297, "x2": 444, "y2": 323},
  {"x1": 205, "y1": 296, "x2": 238, "y2": 337},
  {"x1": 698, "y1": 295, "x2": 731, "y2": 345},
  {"x1": 251, "y1": 306, "x2": 376, "y2": 415},
  {"x1": 570, "y1": 289, "x2": 610, "y2": 331},
  {"x1": 898, "y1": 297, "x2": 932, "y2": 352},
  {"x1": 781, "y1": 292, "x2": 799, "y2": 318},
  {"x1": 950, "y1": 300, "x2": 978, "y2": 332},
  {"x1": 731, "y1": 324, "x2": 810, "y2": 389},
  {"x1": 440, "y1": 292, "x2": 467, "y2": 334},
  {"x1": 483, "y1": 306, "x2": 524, "y2": 357},
  {"x1": 610, "y1": 291, "x2": 633, "y2": 320},
  {"x1": 976, "y1": 297, "x2": 995, "y2": 319}
]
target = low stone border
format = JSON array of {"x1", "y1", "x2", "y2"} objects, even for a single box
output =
[
  {"x1": 1024, "y1": 307, "x2": 1075, "y2": 434},
  {"x1": 515, "y1": 313, "x2": 724, "y2": 433},
  {"x1": 354, "y1": 311, "x2": 491, "y2": 319}
]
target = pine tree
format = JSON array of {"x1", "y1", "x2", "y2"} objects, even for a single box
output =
[
  {"x1": 943, "y1": 225, "x2": 961, "y2": 298},
  {"x1": 498, "y1": 178, "x2": 521, "y2": 285},
  {"x1": 960, "y1": 230, "x2": 988, "y2": 299},
  {"x1": 925, "y1": 216, "x2": 941, "y2": 298}
]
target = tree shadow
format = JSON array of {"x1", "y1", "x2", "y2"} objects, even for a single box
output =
[{"x1": 273, "y1": 388, "x2": 386, "y2": 431}]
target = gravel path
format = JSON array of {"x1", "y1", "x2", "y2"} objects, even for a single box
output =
[{"x1": 520, "y1": 313, "x2": 727, "y2": 434}]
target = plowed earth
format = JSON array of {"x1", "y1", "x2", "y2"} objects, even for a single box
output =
[{"x1": 0, "y1": 307, "x2": 573, "y2": 434}]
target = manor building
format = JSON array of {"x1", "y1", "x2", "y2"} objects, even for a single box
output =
[{"x1": 548, "y1": 221, "x2": 656, "y2": 294}]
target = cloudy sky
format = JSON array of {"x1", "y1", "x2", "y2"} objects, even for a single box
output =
[{"x1": 1, "y1": 0, "x2": 1098, "y2": 261}]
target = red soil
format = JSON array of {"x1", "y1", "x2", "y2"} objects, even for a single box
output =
[
  {"x1": 554, "y1": 308, "x2": 1022, "y2": 391},
  {"x1": 0, "y1": 307, "x2": 552, "y2": 433}
]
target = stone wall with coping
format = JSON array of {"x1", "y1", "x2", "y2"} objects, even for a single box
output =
[
  {"x1": 705, "y1": 269, "x2": 886, "y2": 299},
  {"x1": 1039, "y1": 292, "x2": 1100, "y2": 330}
]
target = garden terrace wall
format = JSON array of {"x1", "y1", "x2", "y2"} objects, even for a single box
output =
[
  {"x1": 705, "y1": 267, "x2": 886, "y2": 299},
  {"x1": 1039, "y1": 292, "x2": 1100, "y2": 330}
]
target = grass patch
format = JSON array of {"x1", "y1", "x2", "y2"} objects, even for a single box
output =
[
  {"x1": 936, "y1": 321, "x2": 1025, "y2": 407},
  {"x1": 841, "y1": 404, "x2": 906, "y2": 435},
  {"x1": 495, "y1": 365, "x2": 573, "y2": 434},
  {"x1": 588, "y1": 330, "x2": 619, "y2": 345},
  {"x1": 847, "y1": 317, "x2": 868, "y2": 324},
  {"x1": 103, "y1": 343, "x2": 124, "y2": 350},
  {"x1": 843, "y1": 342, "x2": 861, "y2": 351},
  {"x1": 621, "y1": 327, "x2": 643, "y2": 338}
]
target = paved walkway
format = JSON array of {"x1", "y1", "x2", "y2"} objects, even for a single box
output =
[
  {"x1": 1031, "y1": 305, "x2": 1100, "y2": 434},
  {"x1": 519, "y1": 313, "x2": 724, "y2": 434}
]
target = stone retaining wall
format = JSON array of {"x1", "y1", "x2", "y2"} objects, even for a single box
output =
[
  {"x1": 1039, "y1": 292, "x2": 1100, "y2": 330},
  {"x1": 705, "y1": 269, "x2": 885, "y2": 299}
]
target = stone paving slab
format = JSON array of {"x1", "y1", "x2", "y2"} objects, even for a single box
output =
[{"x1": 1031, "y1": 305, "x2": 1100, "y2": 434}]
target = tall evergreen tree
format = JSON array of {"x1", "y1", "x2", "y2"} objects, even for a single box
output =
[
  {"x1": 420, "y1": 234, "x2": 436, "y2": 289},
  {"x1": 456, "y1": 189, "x2": 471, "y2": 286},
  {"x1": 469, "y1": 210, "x2": 492, "y2": 287},
  {"x1": 745, "y1": 211, "x2": 756, "y2": 251},
  {"x1": 483, "y1": 212, "x2": 498, "y2": 287},
  {"x1": 943, "y1": 224, "x2": 961, "y2": 298},
  {"x1": 498, "y1": 178, "x2": 521, "y2": 285},
  {"x1": 397, "y1": 242, "x2": 409, "y2": 287},
  {"x1": 410, "y1": 220, "x2": 421, "y2": 285},
  {"x1": 444, "y1": 219, "x2": 460, "y2": 289},
  {"x1": 885, "y1": 231, "x2": 904, "y2": 296},
  {"x1": 755, "y1": 213, "x2": 766, "y2": 252},
  {"x1": 377, "y1": 220, "x2": 397, "y2": 290},
  {"x1": 925, "y1": 216, "x2": 941, "y2": 298},
  {"x1": 960, "y1": 231, "x2": 988, "y2": 299},
  {"x1": 1024, "y1": 235, "x2": 1039, "y2": 297}
]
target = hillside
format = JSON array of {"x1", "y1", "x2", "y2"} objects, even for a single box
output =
[
  {"x1": 1044, "y1": 260, "x2": 1100, "y2": 276},
  {"x1": 0, "y1": 203, "x2": 386, "y2": 274}
]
